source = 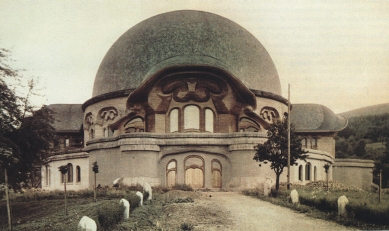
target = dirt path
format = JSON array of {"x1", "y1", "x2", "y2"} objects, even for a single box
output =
[{"x1": 205, "y1": 192, "x2": 354, "y2": 231}]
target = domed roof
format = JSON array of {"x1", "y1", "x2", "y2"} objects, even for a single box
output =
[{"x1": 92, "y1": 10, "x2": 281, "y2": 97}]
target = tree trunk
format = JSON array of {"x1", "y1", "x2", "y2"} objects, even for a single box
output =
[
  {"x1": 275, "y1": 173, "x2": 280, "y2": 190},
  {"x1": 379, "y1": 169, "x2": 382, "y2": 203},
  {"x1": 5, "y1": 168, "x2": 12, "y2": 231},
  {"x1": 94, "y1": 172, "x2": 96, "y2": 202},
  {"x1": 326, "y1": 172, "x2": 329, "y2": 192}
]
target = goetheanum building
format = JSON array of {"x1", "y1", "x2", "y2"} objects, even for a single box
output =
[{"x1": 42, "y1": 10, "x2": 357, "y2": 191}]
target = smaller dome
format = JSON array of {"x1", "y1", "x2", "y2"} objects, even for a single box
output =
[{"x1": 291, "y1": 104, "x2": 348, "y2": 132}]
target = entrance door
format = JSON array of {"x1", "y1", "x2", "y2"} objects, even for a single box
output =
[
  {"x1": 185, "y1": 168, "x2": 204, "y2": 188},
  {"x1": 185, "y1": 156, "x2": 204, "y2": 188}
]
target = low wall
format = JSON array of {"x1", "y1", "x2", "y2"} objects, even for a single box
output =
[{"x1": 333, "y1": 159, "x2": 374, "y2": 191}]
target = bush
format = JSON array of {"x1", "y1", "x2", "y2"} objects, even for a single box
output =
[
  {"x1": 172, "y1": 184, "x2": 193, "y2": 191},
  {"x1": 126, "y1": 192, "x2": 141, "y2": 211},
  {"x1": 180, "y1": 222, "x2": 194, "y2": 230},
  {"x1": 97, "y1": 203, "x2": 124, "y2": 230}
]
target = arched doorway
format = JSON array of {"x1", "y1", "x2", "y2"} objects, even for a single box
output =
[
  {"x1": 185, "y1": 156, "x2": 204, "y2": 188},
  {"x1": 212, "y1": 160, "x2": 222, "y2": 188},
  {"x1": 166, "y1": 160, "x2": 177, "y2": 187}
]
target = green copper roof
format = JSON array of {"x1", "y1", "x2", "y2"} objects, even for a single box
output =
[{"x1": 92, "y1": 10, "x2": 281, "y2": 97}]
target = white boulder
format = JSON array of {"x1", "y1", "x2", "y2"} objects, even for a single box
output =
[
  {"x1": 77, "y1": 216, "x2": 97, "y2": 231},
  {"x1": 119, "y1": 198, "x2": 130, "y2": 219},
  {"x1": 337, "y1": 195, "x2": 349, "y2": 216},
  {"x1": 136, "y1": 191, "x2": 143, "y2": 206},
  {"x1": 290, "y1": 189, "x2": 299, "y2": 204},
  {"x1": 143, "y1": 182, "x2": 152, "y2": 200}
]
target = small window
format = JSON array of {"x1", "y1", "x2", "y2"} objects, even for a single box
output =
[
  {"x1": 298, "y1": 165, "x2": 303, "y2": 181},
  {"x1": 205, "y1": 109, "x2": 214, "y2": 133},
  {"x1": 305, "y1": 163, "x2": 311, "y2": 181},
  {"x1": 67, "y1": 163, "x2": 73, "y2": 183},
  {"x1": 311, "y1": 138, "x2": 318, "y2": 149},
  {"x1": 65, "y1": 139, "x2": 70, "y2": 147},
  {"x1": 76, "y1": 166, "x2": 81, "y2": 182},
  {"x1": 170, "y1": 109, "x2": 179, "y2": 133}
]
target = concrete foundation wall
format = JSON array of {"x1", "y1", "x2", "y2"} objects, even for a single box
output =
[{"x1": 333, "y1": 159, "x2": 374, "y2": 191}]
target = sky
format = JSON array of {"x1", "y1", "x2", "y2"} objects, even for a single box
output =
[{"x1": 0, "y1": 0, "x2": 388, "y2": 114}]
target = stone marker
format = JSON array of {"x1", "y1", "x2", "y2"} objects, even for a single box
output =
[
  {"x1": 119, "y1": 198, "x2": 130, "y2": 219},
  {"x1": 113, "y1": 177, "x2": 123, "y2": 187},
  {"x1": 263, "y1": 177, "x2": 273, "y2": 197},
  {"x1": 143, "y1": 182, "x2": 152, "y2": 200},
  {"x1": 337, "y1": 195, "x2": 349, "y2": 215},
  {"x1": 77, "y1": 216, "x2": 97, "y2": 231},
  {"x1": 136, "y1": 191, "x2": 143, "y2": 206},
  {"x1": 290, "y1": 189, "x2": 299, "y2": 204}
]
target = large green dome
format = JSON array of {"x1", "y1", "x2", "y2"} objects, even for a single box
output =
[{"x1": 92, "y1": 10, "x2": 281, "y2": 97}]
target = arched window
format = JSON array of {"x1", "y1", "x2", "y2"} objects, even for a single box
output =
[
  {"x1": 205, "y1": 109, "x2": 214, "y2": 133},
  {"x1": 185, "y1": 156, "x2": 204, "y2": 188},
  {"x1": 184, "y1": 106, "x2": 200, "y2": 131},
  {"x1": 314, "y1": 166, "x2": 317, "y2": 181},
  {"x1": 90, "y1": 129, "x2": 95, "y2": 139},
  {"x1": 239, "y1": 117, "x2": 261, "y2": 132},
  {"x1": 211, "y1": 160, "x2": 222, "y2": 188},
  {"x1": 124, "y1": 117, "x2": 145, "y2": 133},
  {"x1": 67, "y1": 163, "x2": 73, "y2": 183},
  {"x1": 166, "y1": 160, "x2": 177, "y2": 187},
  {"x1": 76, "y1": 166, "x2": 81, "y2": 182},
  {"x1": 45, "y1": 165, "x2": 49, "y2": 186},
  {"x1": 305, "y1": 163, "x2": 311, "y2": 181},
  {"x1": 298, "y1": 165, "x2": 303, "y2": 181},
  {"x1": 170, "y1": 109, "x2": 179, "y2": 133}
]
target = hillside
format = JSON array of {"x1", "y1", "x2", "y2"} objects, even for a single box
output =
[{"x1": 339, "y1": 103, "x2": 389, "y2": 118}]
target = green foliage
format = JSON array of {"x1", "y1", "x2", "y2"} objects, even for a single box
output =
[
  {"x1": 97, "y1": 202, "x2": 124, "y2": 230},
  {"x1": 336, "y1": 113, "x2": 389, "y2": 159},
  {"x1": 0, "y1": 48, "x2": 57, "y2": 189},
  {"x1": 243, "y1": 187, "x2": 389, "y2": 229},
  {"x1": 254, "y1": 113, "x2": 307, "y2": 190}
]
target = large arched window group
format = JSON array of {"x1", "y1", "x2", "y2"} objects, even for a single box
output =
[{"x1": 169, "y1": 106, "x2": 215, "y2": 133}]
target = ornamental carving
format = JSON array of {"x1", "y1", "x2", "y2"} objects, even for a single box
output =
[
  {"x1": 95, "y1": 107, "x2": 119, "y2": 126},
  {"x1": 260, "y1": 107, "x2": 279, "y2": 123},
  {"x1": 84, "y1": 112, "x2": 94, "y2": 130},
  {"x1": 100, "y1": 107, "x2": 118, "y2": 121}
]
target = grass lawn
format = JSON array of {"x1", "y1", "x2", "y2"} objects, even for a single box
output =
[{"x1": 243, "y1": 181, "x2": 389, "y2": 230}]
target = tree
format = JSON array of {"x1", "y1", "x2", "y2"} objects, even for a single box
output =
[
  {"x1": 374, "y1": 140, "x2": 389, "y2": 189},
  {"x1": 1, "y1": 48, "x2": 57, "y2": 230},
  {"x1": 58, "y1": 165, "x2": 69, "y2": 215},
  {"x1": 254, "y1": 113, "x2": 307, "y2": 190},
  {"x1": 324, "y1": 164, "x2": 330, "y2": 192},
  {"x1": 0, "y1": 48, "x2": 57, "y2": 189}
]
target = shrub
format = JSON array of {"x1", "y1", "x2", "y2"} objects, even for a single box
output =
[
  {"x1": 126, "y1": 192, "x2": 141, "y2": 211},
  {"x1": 97, "y1": 203, "x2": 124, "y2": 230},
  {"x1": 180, "y1": 222, "x2": 194, "y2": 230},
  {"x1": 152, "y1": 185, "x2": 170, "y2": 194},
  {"x1": 172, "y1": 184, "x2": 193, "y2": 191},
  {"x1": 125, "y1": 183, "x2": 143, "y2": 192}
]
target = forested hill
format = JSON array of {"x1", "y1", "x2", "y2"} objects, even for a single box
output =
[
  {"x1": 339, "y1": 103, "x2": 389, "y2": 118},
  {"x1": 336, "y1": 112, "x2": 389, "y2": 159}
]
